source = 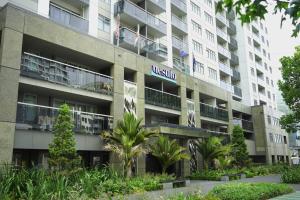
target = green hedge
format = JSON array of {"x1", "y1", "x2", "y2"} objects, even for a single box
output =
[
  {"x1": 209, "y1": 183, "x2": 294, "y2": 200},
  {"x1": 281, "y1": 166, "x2": 300, "y2": 183}
]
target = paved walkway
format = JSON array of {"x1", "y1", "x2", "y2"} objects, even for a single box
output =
[{"x1": 271, "y1": 191, "x2": 300, "y2": 199}]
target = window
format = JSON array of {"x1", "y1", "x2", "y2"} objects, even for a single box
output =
[
  {"x1": 263, "y1": 49, "x2": 266, "y2": 57},
  {"x1": 261, "y1": 35, "x2": 265, "y2": 43},
  {"x1": 191, "y1": 1, "x2": 201, "y2": 16},
  {"x1": 204, "y1": 12, "x2": 213, "y2": 25},
  {"x1": 265, "y1": 27, "x2": 268, "y2": 34},
  {"x1": 268, "y1": 53, "x2": 271, "y2": 60},
  {"x1": 248, "y1": 37, "x2": 252, "y2": 45},
  {"x1": 271, "y1": 80, "x2": 274, "y2": 87},
  {"x1": 252, "y1": 83, "x2": 256, "y2": 92},
  {"x1": 269, "y1": 67, "x2": 272, "y2": 74},
  {"x1": 273, "y1": 94, "x2": 276, "y2": 101},
  {"x1": 267, "y1": 115, "x2": 271, "y2": 124},
  {"x1": 98, "y1": 14, "x2": 110, "y2": 33},
  {"x1": 204, "y1": 0, "x2": 212, "y2": 7},
  {"x1": 266, "y1": 77, "x2": 269, "y2": 85},
  {"x1": 264, "y1": 63, "x2": 268, "y2": 70},
  {"x1": 194, "y1": 61, "x2": 204, "y2": 74},
  {"x1": 267, "y1": 40, "x2": 269, "y2": 47},
  {"x1": 251, "y1": 68, "x2": 255, "y2": 76},
  {"x1": 192, "y1": 40, "x2": 203, "y2": 54},
  {"x1": 192, "y1": 20, "x2": 202, "y2": 35},
  {"x1": 206, "y1": 48, "x2": 216, "y2": 61},
  {"x1": 205, "y1": 29, "x2": 214, "y2": 42},
  {"x1": 267, "y1": 91, "x2": 271, "y2": 99},
  {"x1": 208, "y1": 67, "x2": 217, "y2": 80},
  {"x1": 249, "y1": 52, "x2": 253, "y2": 60},
  {"x1": 269, "y1": 133, "x2": 274, "y2": 142},
  {"x1": 260, "y1": 22, "x2": 263, "y2": 29}
]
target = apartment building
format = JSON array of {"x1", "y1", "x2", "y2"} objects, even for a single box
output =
[{"x1": 0, "y1": 0, "x2": 290, "y2": 176}]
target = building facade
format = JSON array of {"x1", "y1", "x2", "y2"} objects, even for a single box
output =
[{"x1": 0, "y1": 0, "x2": 290, "y2": 176}]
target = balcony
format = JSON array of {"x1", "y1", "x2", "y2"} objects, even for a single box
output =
[
  {"x1": 233, "y1": 118, "x2": 254, "y2": 131},
  {"x1": 233, "y1": 85, "x2": 242, "y2": 97},
  {"x1": 226, "y1": 10, "x2": 235, "y2": 20},
  {"x1": 232, "y1": 69, "x2": 241, "y2": 81},
  {"x1": 255, "y1": 62, "x2": 264, "y2": 71},
  {"x1": 173, "y1": 59, "x2": 190, "y2": 75},
  {"x1": 171, "y1": 14, "x2": 188, "y2": 34},
  {"x1": 16, "y1": 102, "x2": 113, "y2": 135},
  {"x1": 254, "y1": 47, "x2": 261, "y2": 55},
  {"x1": 230, "y1": 52, "x2": 239, "y2": 66},
  {"x1": 172, "y1": 36, "x2": 188, "y2": 53},
  {"x1": 259, "y1": 92, "x2": 267, "y2": 103},
  {"x1": 118, "y1": 27, "x2": 167, "y2": 61},
  {"x1": 114, "y1": 0, "x2": 167, "y2": 36},
  {"x1": 218, "y1": 45, "x2": 231, "y2": 59},
  {"x1": 253, "y1": 33, "x2": 260, "y2": 42},
  {"x1": 216, "y1": 13, "x2": 228, "y2": 27},
  {"x1": 21, "y1": 53, "x2": 113, "y2": 96},
  {"x1": 257, "y1": 76, "x2": 265, "y2": 86},
  {"x1": 219, "y1": 62, "x2": 232, "y2": 76},
  {"x1": 229, "y1": 36, "x2": 238, "y2": 50},
  {"x1": 227, "y1": 21, "x2": 236, "y2": 35},
  {"x1": 49, "y1": 3, "x2": 89, "y2": 33},
  {"x1": 171, "y1": 0, "x2": 187, "y2": 14},
  {"x1": 220, "y1": 81, "x2": 233, "y2": 92},
  {"x1": 200, "y1": 103, "x2": 229, "y2": 121},
  {"x1": 145, "y1": 87, "x2": 181, "y2": 110},
  {"x1": 147, "y1": 0, "x2": 166, "y2": 12},
  {"x1": 216, "y1": 28, "x2": 229, "y2": 42}
]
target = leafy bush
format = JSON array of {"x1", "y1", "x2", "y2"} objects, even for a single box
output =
[
  {"x1": 210, "y1": 182, "x2": 294, "y2": 200},
  {"x1": 166, "y1": 192, "x2": 220, "y2": 200},
  {"x1": 281, "y1": 166, "x2": 300, "y2": 183}
]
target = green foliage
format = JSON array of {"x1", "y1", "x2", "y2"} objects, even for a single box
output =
[
  {"x1": 210, "y1": 182, "x2": 294, "y2": 200},
  {"x1": 278, "y1": 46, "x2": 300, "y2": 133},
  {"x1": 231, "y1": 126, "x2": 249, "y2": 167},
  {"x1": 193, "y1": 137, "x2": 231, "y2": 170},
  {"x1": 281, "y1": 166, "x2": 300, "y2": 183},
  {"x1": 216, "y1": 0, "x2": 300, "y2": 37},
  {"x1": 166, "y1": 192, "x2": 220, "y2": 200},
  {"x1": 150, "y1": 135, "x2": 190, "y2": 173},
  {"x1": 48, "y1": 104, "x2": 81, "y2": 172},
  {"x1": 0, "y1": 166, "x2": 175, "y2": 199},
  {"x1": 101, "y1": 113, "x2": 157, "y2": 177}
]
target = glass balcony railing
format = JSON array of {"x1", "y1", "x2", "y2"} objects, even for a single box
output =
[
  {"x1": 119, "y1": 27, "x2": 168, "y2": 60},
  {"x1": 233, "y1": 118, "x2": 254, "y2": 131},
  {"x1": 218, "y1": 45, "x2": 231, "y2": 59},
  {"x1": 219, "y1": 62, "x2": 232, "y2": 75},
  {"x1": 173, "y1": 59, "x2": 190, "y2": 75},
  {"x1": 171, "y1": 0, "x2": 187, "y2": 13},
  {"x1": 145, "y1": 87, "x2": 181, "y2": 110},
  {"x1": 216, "y1": 28, "x2": 229, "y2": 41},
  {"x1": 172, "y1": 36, "x2": 188, "y2": 52},
  {"x1": 227, "y1": 21, "x2": 236, "y2": 35},
  {"x1": 148, "y1": 0, "x2": 166, "y2": 11},
  {"x1": 229, "y1": 36, "x2": 238, "y2": 50},
  {"x1": 16, "y1": 102, "x2": 113, "y2": 135},
  {"x1": 230, "y1": 53, "x2": 239, "y2": 65},
  {"x1": 49, "y1": 3, "x2": 89, "y2": 32},
  {"x1": 114, "y1": 0, "x2": 167, "y2": 35},
  {"x1": 216, "y1": 13, "x2": 228, "y2": 26},
  {"x1": 171, "y1": 14, "x2": 187, "y2": 33},
  {"x1": 233, "y1": 85, "x2": 242, "y2": 97},
  {"x1": 232, "y1": 69, "x2": 241, "y2": 81},
  {"x1": 200, "y1": 103, "x2": 229, "y2": 121},
  {"x1": 21, "y1": 52, "x2": 113, "y2": 96}
]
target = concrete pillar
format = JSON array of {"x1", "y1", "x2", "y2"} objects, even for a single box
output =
[
  {"x1": 193, "y1": 85, "x2": 201, "y2": 128},
  {"x1": 136, "y1": 70, "x2": 145, "y2": 124},
  {"x1": 137, "y1": 154, "x2": 146, "y2": 176},
  {"x1": 0, "y1": 28, "x2": 23, "y2": 163},
  {"x1": 109, "y1": 152, "x2": 123, "y2": 173},
  {"x1": 180, "y1": 77, "x2": 187, "y2": 126},
  {"x1": 182, "y1": 139, "x2": 190, "y2": 176},
  {"x1": 87, "y1": 0, "x2": 98, "y2": 37},
  {"x1": 37, "y1": 0, "x2": 50, "y2": 18},
  {"x1": 111, "y1": 64, "x2": 124, "y2": 127},
  {"x1": 227, "y1": 94, "x2": 233, "y2": 135}
]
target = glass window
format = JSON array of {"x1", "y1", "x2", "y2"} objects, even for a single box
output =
[
  {"x1": 208, "y1": 67, "x2": 217, "y2": 80},
  {"x1": 191, "y1": 1, "x2": 201, "y2": 16},
  {"x1": 195, "y1": 61, "x2": 204, "y2": 74},
  {"x1": 98, "y1": 14, "x2": 110, "y2": 33},
  {"x1": 204, "y1": 12, "x2": 213, "y2": 25},
  {"x1": 192, "y1": 40, "x2": 203, "y2": 54},
  {"x1": 204, "y1": 0, "x2": 212, "y2": 8},
  {"x1": 206, "y1": 48, "x2": 216, "y2": 61},
  {"x1": 192, "y1": 20, "x2": 202, "y2": 35},
  {"x1": 205, "y1": 29, "x2": 214, "y2": 42}
]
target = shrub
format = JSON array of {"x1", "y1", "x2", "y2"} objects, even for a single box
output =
[
  {"x1": 166, "y1": 192, "x2": 220, "y2": 200},
  {"x1": 281, "y1": 166, "x2": 300, "y2": 183},
  {"x1": 210, "y1": 182, "x2": 294, "y2": 200}
]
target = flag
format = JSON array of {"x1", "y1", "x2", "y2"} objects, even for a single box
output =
[
  {"x1": 180, "y1": 50, "x2": 188, "y2": 57},
  {"x1": 192, "y1": 53, "x2": 196, "y2": 72},
  {"x1": 134, "y1": 24, "x2": 140, "y2": 47}
]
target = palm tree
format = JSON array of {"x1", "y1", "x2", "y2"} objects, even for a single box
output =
[
  {"x1": 101, "y1": 113, "x2": 157, "y2": 178},
  {"x1": 193, "y1": 136, "x2": 231, "y2": 170},
  {"x1": 150, "y1": 135, "x2": 190, "y2": 174}
]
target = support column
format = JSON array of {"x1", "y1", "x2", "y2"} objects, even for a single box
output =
[
  {"x1": 0, "y1": 28, "x2": 23, "y2": 163},
  {"x1": 37, "y1": 0, "x2": 50, "y2": 18},
  {"x1": 182, "y1": 139, "x2": 190, "y2": 177},
  {"x1": 194, "y1": 86, "x2": 201, "y2": 128},
  {"x1": 180, "y1": 77, "x2": 187, "y2": 126},
  {"x1": 87, "y1": 0, "x2": 98, "y2": 37}
]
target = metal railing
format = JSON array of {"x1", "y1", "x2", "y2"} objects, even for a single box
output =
[
  {"x1": 233, "y1": 118, "x2": 254, "y2": 131},
  {"x1": 171, "y1": 14, "x2": 187, "y2": 33},
  {"x1": 49, "y1": 3, "x2": 89, "y2": 32},
  {"x1": 115, "y1": 0, "x2": 166, "y2": 34},
  {"x1": 172, "y1": 36, "x2": 188, "y2": 52},
  {"x1": 219, "y1": 62, "x2": 232, "y2": 75},
  {"x1": 16, "y1": 102, "x2": 113, "y2": 135},
  {"x1": 21, "y1": 52, "x2": 113, "y2": 96},
  {"x1": 173, "y1": 59, "x2": 190, "y2": 75},
  {"x1": 199, "y1": 102, "x2": 229, "y2": 121},
  {"x1": 145, "y1": 87, "x2": 181, "y2": 110},
  {"x1": 171, "y1": 0, "x2": 187, "y2": 13}
]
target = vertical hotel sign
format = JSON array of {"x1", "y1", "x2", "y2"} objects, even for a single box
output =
[
  {"x1": 124, "y1": 81, "x2": 137, "y2": 117},
  {"x1": 187, "y1": 100, "x2": 195, "y2": 127},
  {"x1": 151, "y1": 65, "x2": 176, "y2": 83}
]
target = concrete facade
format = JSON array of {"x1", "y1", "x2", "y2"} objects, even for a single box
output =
[{"x1": 0, "y1": 2, "x2": 290, "y2": 175}]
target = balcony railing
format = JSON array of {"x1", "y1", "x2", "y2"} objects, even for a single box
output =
[
  {"x1": 227, "y1": 21, "x2": 236, "y2": 35},
  {"x1": 114, "y1": 0, "x2": 167, "y2": 35},
  {"x1": 119, "y1": 27, "x2": 168, "y2": 60},
  {"x1": 220, "y1": 81, "x2": 233, "y2": 92},
  {"x1": 255, "y1": 62, "x2": 263, "y2": 71},
  {"x1": 173, "y1": 59, "x2": 190, "y2": 75},
  {"x1": 230, "y1": 52, "x2": 239, "y2": 65},
  {"x1": 171, "y1": 0, "x2": 187, "y2": 13},
  {"x1": 148, "y1": 0, "x2": 166, "y2": 11},
  {"x1": 16, "y1": 102, "x2": 113, "y2": 135},
  {"x1": 218, "y1": 45, "x2": 231, "y2": 59},
  {"x1": 233, "y1": 85, "x2": 242, "y2": 97},
  {"x1": 145, "y1": 87, "x2": 181, "y2": 110},
  {"x1": 172, "y1": 36, "x2": 188, "y2": 52},
  {"x1": 216, "y1": 13, "x2": 228, "y2": 26},
  {"x1": 219, "y1": 62, "x2": 232, "y2": 76},
  {"x1": 233, "y1": 118, "x2": 254, "y2": 131},
  {"x1": 171, "y1": 14, "x2": 187, "y2": 33},
  {"x1": 200, "y1": 103, "x2": 229, "y2": 121},
  {"x1": 21, "y1": 53, "x2": 113, "y2": 95},
  {"x1": 216, "y1": 28, "x2": 229, "y2": 41},
  {"x1": 229, "y1": 36, "x2": 238, "y2": 50},
  {"x1": 49, "y1": 3, "x2": 89, "y2": 32},
  {"x1": 232, "y1": 69, "x2": 241, "y2": 81}
]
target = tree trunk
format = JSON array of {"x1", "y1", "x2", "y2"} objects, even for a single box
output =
[
  {"x1": 162, "y1": 165, "x2": 167, "y2": 174},
  {"x1": 203, "y1": 160, "x2": 208, "y2": 170}
]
